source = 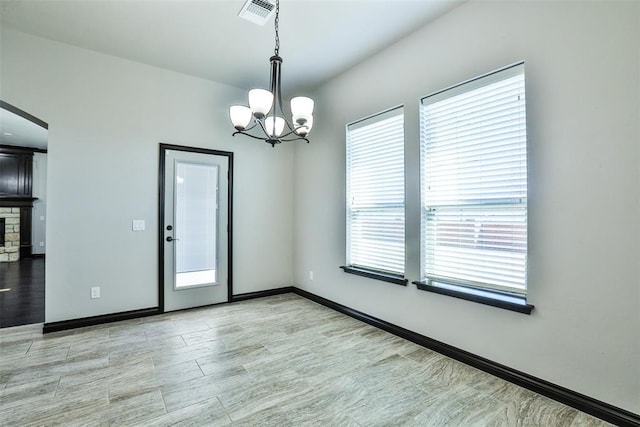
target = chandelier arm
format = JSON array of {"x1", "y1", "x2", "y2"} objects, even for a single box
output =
[
  {"x1": 277, "y1": 127, "x2": 305, "y2": 139},
  {"x1": 272, "y1": 60, "x2": 279, "y2": 133},
  {"x1": 284, "y1": 116, "x2": 296, "y2": 132},
  {"x1": 280, "y1": 136, "x2": 310, "y2": 143},
  {"x1": 276, "y1": 57, "x2": 286, "y2": 119},
  {"x1": 241, "y1": 121, "x2": 259, "y2": 132},
  {"x1": 254, "y1": 117, "x2": 270, "y2": 137},
  {"x1": 232, "y1": 130, "x2": 271, "y2": 141}
]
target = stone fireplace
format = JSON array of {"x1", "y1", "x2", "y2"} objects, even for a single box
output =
[{"x1": 0, "y1": 207, "x2": 21, "y2": 262}]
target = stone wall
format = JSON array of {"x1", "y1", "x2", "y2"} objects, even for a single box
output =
[{"x1": 0, "y1": 208, "x2": 20, "y2": 262}]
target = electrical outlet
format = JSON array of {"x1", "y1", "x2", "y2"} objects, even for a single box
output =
[
  {"x1": 39, "y1": 242, "x2": 45, "y2": 247},
  {"x1": 132, "y1": 220, "x2": 145, "y2": 231},
  {"x1": 90, "y1": 287, "x2": 100, "y2": 299},
  {"x1": 309, "y1": 271, "x2": 314, "y2": 281}
]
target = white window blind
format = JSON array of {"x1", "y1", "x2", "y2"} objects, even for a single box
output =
[
  {"x1": 420, "y1": 63, "x2": 527, "y2": 296},
  {"x1": 346, "y1": 107, "x2": 405, "y2": 275}
]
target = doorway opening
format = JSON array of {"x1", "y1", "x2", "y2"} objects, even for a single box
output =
[{"x1": 0, "y1": 100, "x2": 48, "y2": 328}]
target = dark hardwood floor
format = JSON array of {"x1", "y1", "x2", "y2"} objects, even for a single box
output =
[{"x1": 0, "y1": 256, "x2": 45, "y2": 328}]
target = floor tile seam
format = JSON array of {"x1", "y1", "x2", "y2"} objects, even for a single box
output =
[
  {"x1": 0, "y1": 383, "x2": 61, "y2": 413},
  {"x1": 0, "y1": 341, "x2": 34, "y2": 353},
  {"x1": 161, "y1": 386, "x2": 225, "y2": 416},
  {"x1": 20, "y1": 391, "x2": 111, "y2": 423},
  {"x1": 177, "y1": 333, "x2": 188, "y2": 348},
  {"x1": 24, "y1": 339, "x2": 33, "y2": 355},
  {"x1": 158, "y1": 385, "x2": 170, "y2": 417},
  {"x1": 214, "y1": 395, "x2": 235, "y2": 425},
  {"x1": 108, "y1": 382, "x2": 164, "y2": 404},
  {"x1": 1, "y1": 371, "x2": 61, "y2": 391},
  {"x1": 52, "y1": 375, "x2": 62, "y2": 398},
  {"x1": 106, "y1": 381, "x2": 115, "y2": 403},
  {"x1": 195, "y1": 358, "x2": 207, "y2": 377}
]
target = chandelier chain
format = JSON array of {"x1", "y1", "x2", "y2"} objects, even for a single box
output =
[{"x1": 274, "y1": 0, "x2": 280, "y2": 56}]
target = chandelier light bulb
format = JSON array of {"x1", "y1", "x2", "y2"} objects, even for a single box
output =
[
  {"x1": 248, "y1": 89, "x2": 274, "y2": 118},
  {"x1": 291, "y1": 97, "x2": 314, "y2": 123},
  {"x1": 229, "y1": 106, "x2": 253, "y2": 130},
  {"x1": 294, "y1": 115, "x2": 313, "y2": 136},
  {"x1": 265, "y1": 116, "x2": 285, "y2": 137}
]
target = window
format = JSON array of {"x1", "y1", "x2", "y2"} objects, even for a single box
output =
[
  {"x1": 342, "y1": 106, "x2": 406, "y2": 285},
  {"x1": 418, "y1": 63, "x2": 532, "y2": 312}
]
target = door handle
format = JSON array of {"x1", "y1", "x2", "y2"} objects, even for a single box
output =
[{"x1": 166, "y1": 236, "x2": 179, "y2": 242}]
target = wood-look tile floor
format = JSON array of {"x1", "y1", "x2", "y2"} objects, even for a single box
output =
[{"x1": 0, "y1": 294, "x2": 611, "y2": 426}]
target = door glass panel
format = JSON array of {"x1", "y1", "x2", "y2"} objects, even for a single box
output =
[{"x1": 174, "y1": 162, "x2": 218, "y2": 288}]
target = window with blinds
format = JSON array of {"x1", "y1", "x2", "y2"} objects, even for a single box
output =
[
  {"x1": 419, "y1": 63, "x2": 528, "y2": 300},
  {"x1": 346, "y1": 106, "x2": 405, "y2": 277}
]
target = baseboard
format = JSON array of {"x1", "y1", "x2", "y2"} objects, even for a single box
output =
[
  {"x1": 231, "y1": 286, "x2": 294, "y2": 302},
  {"x1": 41, "y1": 286, "x2": 297, "y2": 333},
  {"x1": 43, "y1": 307, "x2": 159, "y2": 333},
  {"x1": 291, "y1": 287, "x2": 640, "y2": 427}
]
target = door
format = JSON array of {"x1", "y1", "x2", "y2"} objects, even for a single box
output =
[{"x1": 160, "y1": 145, "x2": 232, "y2": 312}]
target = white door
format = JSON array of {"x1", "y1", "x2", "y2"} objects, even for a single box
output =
[{"x1": 162, "y1": 147, "x2": 231, "y2": 312}]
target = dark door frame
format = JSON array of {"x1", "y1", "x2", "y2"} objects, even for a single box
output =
[{"x1": 158, "y1": 143, "x2": 234, "y2": 313}]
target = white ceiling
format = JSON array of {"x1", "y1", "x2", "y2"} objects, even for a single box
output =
[
  {"x1": 0, "y1": 0, "x2": 463, "y2": 149},
  {"x1": 0, "y1": 0, "x2": 463, "y2": 95}
]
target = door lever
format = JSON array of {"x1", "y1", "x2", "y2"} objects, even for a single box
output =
[{"x1": 166, "y1": 236, "x2": 179, "y2": 242}]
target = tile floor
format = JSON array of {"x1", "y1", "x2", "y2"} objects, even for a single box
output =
[{"x1": 0, "y1": 294, "x2": 611, "y2": 426}]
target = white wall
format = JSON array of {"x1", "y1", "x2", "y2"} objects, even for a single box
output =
[
  {"x1": 0, "y1": 29, "x2": 294, "y2": 322},
  {"x1": 31, "y1": 152, "x2": 47, "y2": 254},
  {"x1": 294, "y1": 1, "x2": 639, "y2": 414}
]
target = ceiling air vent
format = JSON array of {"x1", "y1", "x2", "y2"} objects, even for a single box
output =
[{"x1": 238, "y1": 0, "x2": 276, "y2": 26}]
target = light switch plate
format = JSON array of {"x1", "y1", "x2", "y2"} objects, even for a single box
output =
[{"x1": 132, "y1": 220, "x2": 145, "y2": 231}]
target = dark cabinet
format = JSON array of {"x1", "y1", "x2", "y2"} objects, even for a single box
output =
[
  {"x1": 19, "y1": 207, "x2": 32, "y2": 258},
  {"x1": 0, "y1": 149, "x2": 33, "y2": 197}
]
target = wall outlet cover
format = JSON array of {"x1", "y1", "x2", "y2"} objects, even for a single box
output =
[{"x1": 132, "y1": 220, "x2": 145, "y2": 231}]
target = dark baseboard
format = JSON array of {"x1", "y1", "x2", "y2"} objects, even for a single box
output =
[
  {"x1": 231, "y1": 286, "x2": 294, "y2": 302},
  {"x1": 291, "y1": 287, "x2": 640, "y2": 427},
  {"x1": 40, "y1": 286, "x2": 296, "y2": 334},
  {"x1": 43, "y1": 307, "x2": 159, "y2": 333},
  {"x1": 31, "y1": 254, "x2": 45, "y2": 259}
]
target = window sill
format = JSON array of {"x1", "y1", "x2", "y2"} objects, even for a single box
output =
[
  {"x1": 413, "y1": 281, "x2": 534, "y2": 314},
  {"x1": 340, "y1": 266, "x2": 408, "y2": 286}
]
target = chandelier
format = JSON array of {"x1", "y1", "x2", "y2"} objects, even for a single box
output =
[{"x1": 229, "y1": 0, "x2": 314, "y2": 147}]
